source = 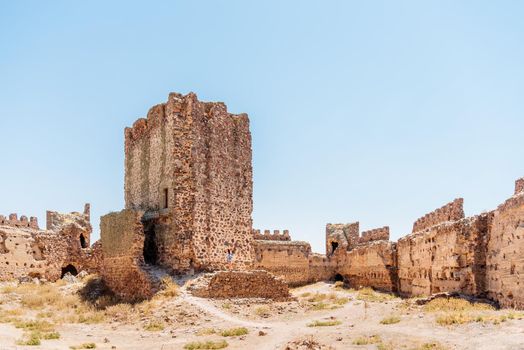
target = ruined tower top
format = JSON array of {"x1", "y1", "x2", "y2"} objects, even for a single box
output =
[{"x1": 515, "y1": 177, "x2": 524, "y2": 195}]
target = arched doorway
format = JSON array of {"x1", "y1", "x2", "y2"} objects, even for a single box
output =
[
  {"x1": 80, "y1": 234, "x2": 88, "y2": 248},
  {"x1": 61, "y1": 264, "x2": 78, "y2": 278},
  {"x1": 334, "y1": 273, "x2": 344, "y2": 282},
  {"x1": 143, "y1": 223, "x2": 158, "y2": 265}
]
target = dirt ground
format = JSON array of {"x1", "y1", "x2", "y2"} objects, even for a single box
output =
[{"x1": 1, "y1": 278, "x2": 523, "y2": 350}]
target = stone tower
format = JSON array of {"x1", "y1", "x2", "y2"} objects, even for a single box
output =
[{"x1": 123, "y1": 92, "x2": 254, "y2": 272}]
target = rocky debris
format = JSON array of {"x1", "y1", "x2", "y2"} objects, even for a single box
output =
[
  {"x1": 284, "y1": 336, "x2": 334, "y2": 350},
  {"x1": 62, "y1": 272, "x2": 78, "y2": 284}
]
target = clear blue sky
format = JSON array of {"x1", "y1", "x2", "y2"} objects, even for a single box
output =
[{"x1": 1, "y1": 1, "x2": 523, "y2": 253}]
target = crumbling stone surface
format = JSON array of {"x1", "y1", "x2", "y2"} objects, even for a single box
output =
[
  {"x1": 123, "y1": 92, "x2": 253, "y2": 273},
  {"x1": 337, "y1": 241, "x2": 398, "y2": 292},
  {"x1": 486, "y1": 192, "x2": 524, "y2": 308},
  {"x1": 359, "y1": 226, "x2": 390, "y2": 244},
  {"x1": 100, "y1": 209, "x2": 158, "y2": 302},
  {"x1": 0, "y1": 204, "x2": 99, "y2": 281},
  {"x1": 253, "y1": 233, "x2": 333, "y2": 287},
  {"x1": 412, "y1": 198, "x2": 464, "y2": 233},
  {"x1": 397, "y1": 212, "x2": 492, "y2": 297},
  {"x1": 515, "y1": 178, "x2": 524, "y2": 195},
  {"x1": 325, "y1": 223, "x2": 359, "y2": 256},
  {"x1": 189, "y1": 270, "x2": 290, "y2": 301}
]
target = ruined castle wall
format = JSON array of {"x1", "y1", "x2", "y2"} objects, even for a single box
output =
[
  {"x1": 515, "y1": 178, "x2": 524, "y2": 195},
  {"x1": 253, "y1": 229, "x2": 291, "y2": 241},
  {"x1": 0, "y1": 205, "x2": 98, "y2": 281},
  {"x1": 486, "y1": 193, "x2": 524, "y2": 308},
  {"x1": 359, "y1": 226, "x2": 390, "y2": 244},
  {"x1": 100, "y1": 209, "x2": 155, "y2": 302},
  {"x1": 338, "y1": 241, "x2": 397, "y2": 292},
  {"x1": 308, "y1": 253, "x2": 335, "y2": 283},
  {"x1": 326, "y1": 222, "x2": 359, "y2": 256},
  {"x1": 253, "y1": 240, "x2": 312, "y2": 286},
  {"x1": 253, "y1": 240, "x2": 335, "y2": 286},
  {"x1": 412, "y1": 198, "x2": 464, "y2": 233},
  {"x1": 397, "y1": 213, "x2": 492, "y2": 297}
]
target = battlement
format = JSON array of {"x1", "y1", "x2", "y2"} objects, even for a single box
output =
[
  {"x1": 515, "y1": 177, "x2": 524, "y2": 195},
  {"x1": 359, "y1": 226, "x2": 389, "y2": 243},
  {"x1": 0, "y1": 213, "x2": 39, "y2": 229},
  {"x1": 412, "y1": 198, "x2": 464, "y2": 233},
  {"x1": 253, "y1": 229, "x2": 291, "y2": 241},
  {"x1": 46, "y1": 203, "x2": 91, "y2": 231}
]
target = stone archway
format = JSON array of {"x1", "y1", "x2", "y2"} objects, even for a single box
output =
[
  {"x1": 61, "y1": 264, "x2": 78, "y2": 278},
  {"x1": 80, "y1": 234, "x2": 88, "y2": 248},
  {"x1": 334, "y1": 273, "x2": 344, "y2": 282}
]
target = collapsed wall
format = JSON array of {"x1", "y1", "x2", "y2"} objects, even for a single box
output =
[
  {"x1": 0, "y1": 204, "x2": 100, "y2": 281},
  {"x1": 100, "y1": 209, "x2": 159, "y2": 302}
]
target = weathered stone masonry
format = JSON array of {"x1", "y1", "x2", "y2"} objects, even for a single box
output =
[
  {"x1": 0, "y1": 204, "x2": 101, "y2": 281},
  {"x1": 121, "y1": 92, "x2": 253, "y2": 273}
]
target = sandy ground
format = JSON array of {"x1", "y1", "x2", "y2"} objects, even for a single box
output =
[{"x1": 1, "y1": 280, "x2": 524, "y2": 350}]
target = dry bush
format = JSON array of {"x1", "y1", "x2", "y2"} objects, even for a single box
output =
[
  {"x1": 184, "y1": 340, "x2": 228, "y2": 349},
  {"x1": 380, "y1": 315, "x2": 401, "y2": 325},
  {"x1": 144, "y1": 320, "x2": 165, "y2": 331},
  {"x1": 220, "y1": 327, "x2": 248, "y2": 337},
  {"x1": 424, "y1": 298, "x2": 494, "y2": 313},
  {"x1": 70, "y1": 343, "x2": 97, "y2": 349},
  {"x1": 254, "y1": 306, "x2": 270, "y2": 317},
  {"x1": 353, "y1": 335, "x2": 382, "y2": 345},
  {"x1": 104, "y1": 303, "x2": 137, "y2": 323},
  {"x1": 307, "y1": 320, "x2": 341, "y2": 327},
  {"x1": 157, "y1": 276, "x2": 179, "y2": 298},
  {"x1": 356, "y1": 288, "x2": 395, "y2": 302},
  {"x1": 196, "y1": 328, "x2": 217, "y2": 336}
]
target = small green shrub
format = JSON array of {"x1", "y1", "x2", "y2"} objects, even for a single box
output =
[
  {"x1": 307, "y1": 320, "x2": 342, "y2": 327},
  {"x1": 184, "y1": 340, "x2": 228, "y2": 349}
]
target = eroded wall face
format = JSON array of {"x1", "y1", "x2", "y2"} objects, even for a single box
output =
[
  {"x1": 338, "y1": 241, "x2": 397, "y2": 292},
  {"x1": 124, "y1": 93, "x2": 253, "y2": 272},
  {"x1": 0, "y1": 206, "x2": 98, "y2": 281},
  {"x1": 487, "y1": 194, "x2": 524, "y2": 308},
  {"x1": 100, "y1": 209, "x2": 155, "y2": 302},
  {"x1": 397, "y1": 213, "x2": 492, "y2": 297}
]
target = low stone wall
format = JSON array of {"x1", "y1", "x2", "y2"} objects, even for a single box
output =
[
  {"x1": 100, "y1": 209, "x2": 157, "y2": 302},
  {"x1": 189, "y1": 270, "x2": 290, "y2": 300},
  {"x1": 338, "y1": 241, "x2": 397, "y2": 292}
]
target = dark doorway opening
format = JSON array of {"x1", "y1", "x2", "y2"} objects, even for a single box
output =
[
  {"x1": 143, "y1": 224, "x2": 158, "y2": 265},
  {"x1": 163, "y1": 188, "x2": 169, "y2": 209},
  {"x1": 61, "y1": 264, "x2": 78, "y2": 278},
  {"x1": 331, "y1": 241, "x2": 339, "y2": 255},
  {"x1": 334, "y1": 273, "x2": 343, "y2": 282},
  {"x1": 80, "y1": 234, "x2": 87, "y2": 248}
]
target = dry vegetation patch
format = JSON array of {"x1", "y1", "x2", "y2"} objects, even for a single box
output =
[
  {"x1": 356, "y1": 288, "x2": 395, "y2": 303},
  {"x1": 307, "y1": 319, "x2": 342, "y2": 327},
  {"x1": 184, "y1": 340, "x2": 228, "y2": 349}
]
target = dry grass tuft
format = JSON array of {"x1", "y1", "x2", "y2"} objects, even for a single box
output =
[
  {"x1": 424, "y1": 298, "x2": 494, "y2": 313},
  {"x1": 356, "y1": 288, "x2": 395, "y2": 302},
  {"x1": 184, "y1": 340, "x2": 228, "y2": 349},
  {"x1": 380, "y1": 315, "x2": 401, "y2": 325},
  {"x1": 157, "y1": 276, "x2": 179, "y2": 298},
  {"x1": 220, "y1": 327, "x2": 249, "y2": 337},
  {"x1": 196, "y1": 328, "x2": 217, "y2": 336},
  {"x1": 254, "y1": 306, "x2": 270, "y2": 317},
  {"x1": 307, "y1": 320, "x2": 342, "y2": 327},
  {"x1": 144, "y1": 320, "x2": 165, "y2": 332},
  {"x1": 353, "y1": 335, "x2": 382, "y2": 345},
  {"x1": 70, "y1": 343, "x2": 97, "y2": 349}
]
